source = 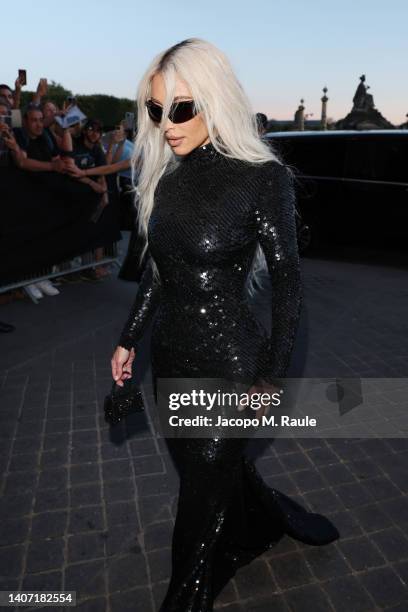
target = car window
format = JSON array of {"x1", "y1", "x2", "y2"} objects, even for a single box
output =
[
  {"x1": 372, "y1": 137, "x2": 407, "y2": 183},
  {"x1": 344, "y1": 135, "x2": 408, "y2": 183},
  {"x1": 267, "y1": 136, "x2": 346, "y2": 178}
]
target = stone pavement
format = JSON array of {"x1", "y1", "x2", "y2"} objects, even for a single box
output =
[{"x1": 1, "y1": 240, "x2": 408, "y2": 612}]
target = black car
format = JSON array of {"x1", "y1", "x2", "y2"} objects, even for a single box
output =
[{"x1": 264, "y1": 130, "x2": 408, "y2": 251}]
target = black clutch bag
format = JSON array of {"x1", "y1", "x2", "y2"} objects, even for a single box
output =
[{"x1": 104, "y1": 377, "x2": 144, "y2": 425}]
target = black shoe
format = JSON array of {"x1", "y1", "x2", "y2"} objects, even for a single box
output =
[{"x1": 0, "y1": 321, "x2": 15, "y2": 333}]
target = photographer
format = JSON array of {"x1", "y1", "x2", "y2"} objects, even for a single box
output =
[
  {"x1": 105, "y1": 122, "x2": 131, "y2": 164},
  {"x1": 0, "y1": 85, "x2": 15, "y2": 109},
  {"x1": 1, "y1": 105, "x2": 64, "y2": 297},
  {"x1": 104, "y1": 122, "x2": 135, "y2": 230},
  {"x1": 1, "y1": 99, "x2": 24, "y2": 178},
  {"x1": 42, "y1": 99, "x2": 63, "y2": 144},
  {"x1": 103, "y1": 121, "x2": 147, "y2": 282},
  {"x1": 36, "y1": 81, "x2": 77, "y2": 150},
  {"x1": 64, "y1": 119, "x2": 112, "y2": 279},
  {"x1": 72, "y1": 119, "x2": 106, "y2": 169},
  {"x1": 0, "y1": 72, "x2": 24, "y2": 110},
  {"x1": 0, "y1": 116, "x2": 22, "y2": 165},
  {"x1": 1, "y1": 103, "x2": 109, "y2": 289},
  {"x1": 67, "y1": 131, "x2": 143, "y2": 280},
  {"x1": 61, "y1": 118, "x2": 109, "y2": 197},
  {"x1": 0, "y1": 96, "x2": 14, "y2": 166},
  {"x1": 13, "y1": 105, "x2": 66, "y2": 173},
  {"x1": 32, "y1": 77, "x2": 48, "y2": 108},
  {"x1": 43, "y1": 101, "x2": 58, "y2": 129}
]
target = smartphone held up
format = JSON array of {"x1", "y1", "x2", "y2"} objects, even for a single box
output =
[{"x1": 18, "y1": 69, "x2": 27, "y2": 86}]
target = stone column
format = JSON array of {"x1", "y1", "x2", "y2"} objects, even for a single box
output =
[{"x1": 321, "y1": 86, "x2": 328, "y2": 130}]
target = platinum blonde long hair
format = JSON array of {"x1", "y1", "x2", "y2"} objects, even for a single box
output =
[{"x1": 132, "y1": 37, "x2": 283, "y2": 296}]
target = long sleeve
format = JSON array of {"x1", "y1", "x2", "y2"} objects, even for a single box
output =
[
  {"x1": 118, "y1": 254, "x2": 162, "y2": 351},
  {"x1": 255, "y1": 161, "x2": 303, "y2": 384}
]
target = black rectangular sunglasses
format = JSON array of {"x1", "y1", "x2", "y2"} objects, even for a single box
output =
[{"x1": 146, "y1": 99, "x2": 198, "y2": 124}]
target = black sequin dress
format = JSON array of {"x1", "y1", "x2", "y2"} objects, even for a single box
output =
[{"x1": 118, "y1": 142, "x2": 340, "y2": 611}]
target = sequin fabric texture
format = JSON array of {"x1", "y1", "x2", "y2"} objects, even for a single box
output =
[{"x1": 118, "y1": 142, "x2": 340, "y2": 611}]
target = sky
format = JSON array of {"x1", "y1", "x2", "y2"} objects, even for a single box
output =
[{"x1": 3, "y1": 0, "x2": 407, "y2": 124}]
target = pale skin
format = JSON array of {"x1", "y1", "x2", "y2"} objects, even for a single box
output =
[{"x1": 110, "y1": 72, "x2": 279, "y2": 418}]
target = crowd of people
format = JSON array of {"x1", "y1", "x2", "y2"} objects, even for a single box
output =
[
  {"x1": 0, "y1": 73, "x2": 270, "y2": 334},
  {"x1": 0, "y1": 74, "x2": 141, "y2": 304}
]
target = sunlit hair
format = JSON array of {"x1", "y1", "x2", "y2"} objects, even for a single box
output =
[{"x1": 133, "y1": 37, "x2": 286, "y2": 295}]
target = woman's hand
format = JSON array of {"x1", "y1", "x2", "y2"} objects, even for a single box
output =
[
  {"x1": 111, "y1": 346, "x2": 136, "y2": 387},
  {"x1": 67, "y1": 165, "x2": 86, "y2": 179},
  {"x1": 51, "y1": 156, "x2": 65, "y2": 173},
  {"x1": 61, "y1": 157, "x2": 76, "y2": 172},
  {"x1": 238, "y1": 378, "x2": 283, "y2": 421},
  {"x1": 15, "y1": 74, "x2": 24, "y2": 93}
]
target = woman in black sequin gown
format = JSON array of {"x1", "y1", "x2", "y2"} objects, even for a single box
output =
[{"x1": 111, "y1": 38, "x2": 339, "y2": 612}]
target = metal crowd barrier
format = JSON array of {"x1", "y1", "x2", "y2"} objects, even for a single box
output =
[{"x1": 0, "y1": 242, "x2": 121, "y2": 304}]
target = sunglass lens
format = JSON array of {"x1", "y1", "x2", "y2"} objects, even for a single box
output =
[
  {"x1": 146, "y1": 101, "x2": 162, "y2": 123},
  {"x1": 170, "y1": 101, "x2": 196, "y2": 124},
  {"x1": 146, "y1": 100, "x2": 197, "y2": 124}
]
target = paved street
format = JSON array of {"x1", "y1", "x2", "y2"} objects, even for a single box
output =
[{"x1": 1, "y1": 237, "x2": 408, "y2": 612}]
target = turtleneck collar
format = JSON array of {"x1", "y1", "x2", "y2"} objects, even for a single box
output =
[{"x1": 181, "y1": 141, "x2": 222, "y2": 165}]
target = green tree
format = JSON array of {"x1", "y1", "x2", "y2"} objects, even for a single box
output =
[
  {"x1": 20, "y1": 80, "x2": 72, "y2": 109},
  {"x1": 76, "y1": 94, "x2": 136, "y2": 128},
  {"x1": 19, "y1": 80, "x2": 136, "y2": 128}
]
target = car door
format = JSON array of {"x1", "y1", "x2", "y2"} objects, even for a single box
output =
[
  {"x1": 343, "y1": 133, "x2": 408, "y2": 246},
  {"x1": 275, "y1": 134, "x2": 347, "y2": 246}
]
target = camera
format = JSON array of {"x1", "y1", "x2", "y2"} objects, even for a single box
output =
[
  {"x1": 0, "y1": 114, "x2": 12, "y2": 156},
  {"x1": 0, "y1": 110, "x2": 22, "y2": 146},
  {"x1": 124, "y1": 112, "x2": 135, "y2": 131},
  {"x1": 1, "y1": 109, "x2": 22, "y2": 129},
  {"x1": 0, "y1": 114, "x2": 12, "y2": 129}
]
